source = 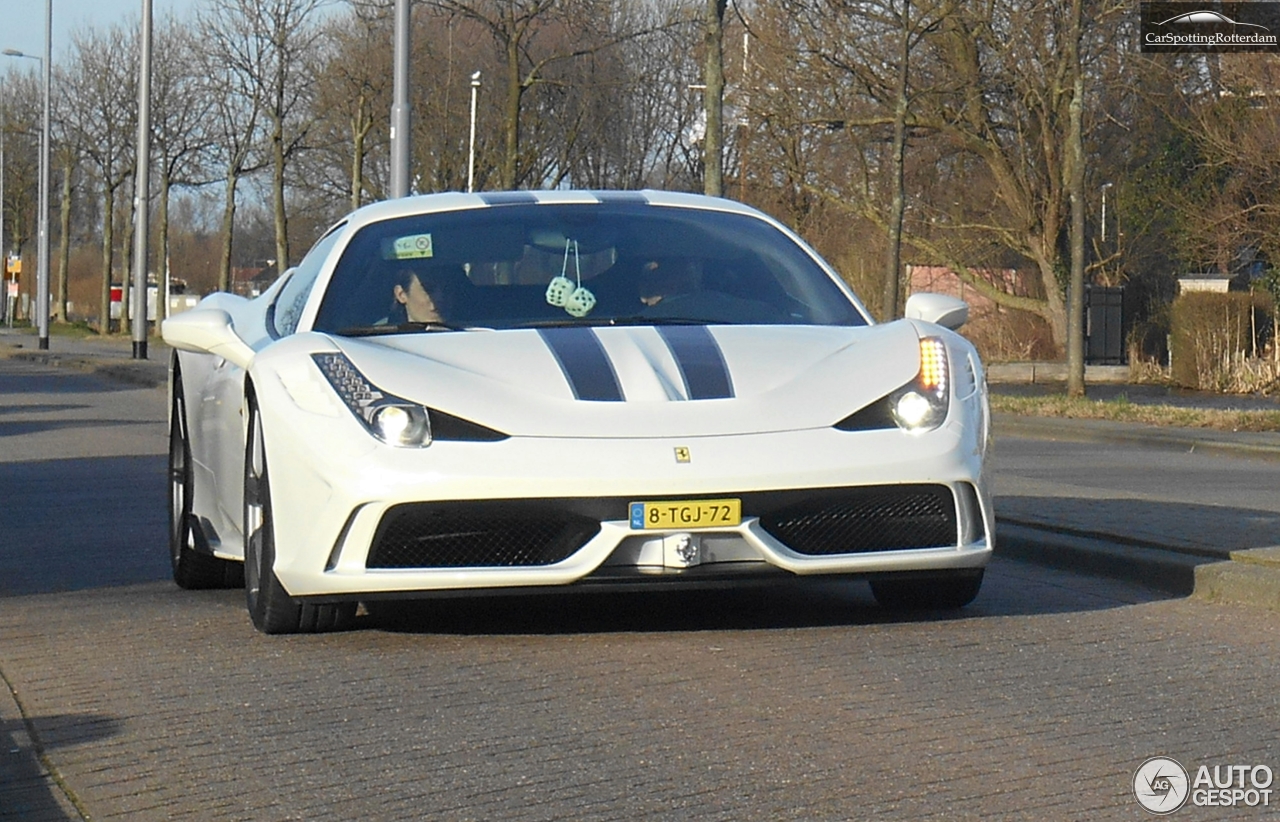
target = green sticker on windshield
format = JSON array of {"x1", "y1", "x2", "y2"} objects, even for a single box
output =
[{"x1": 389, "y1": 233, "x2": 433, "y2": 259}]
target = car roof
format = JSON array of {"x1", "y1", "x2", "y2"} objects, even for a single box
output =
[{"x1": 332, "y1": 190, "x2": 770, "y2": 235}]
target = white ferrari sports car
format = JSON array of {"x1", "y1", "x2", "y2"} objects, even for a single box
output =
[{"x1": 163, "y1": 190, "x2": 992, "y2": 633}]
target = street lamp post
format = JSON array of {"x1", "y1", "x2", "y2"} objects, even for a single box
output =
[
  {"x1": 1101, "y1": 181, "x2": 1113, "y2": 244},
  {"x1": 131, "y1": 0, "x2": 153, "y2": 359},
  {"x1": 467, "y1": 71, "x2": 480, "y2": 193},
  {"x1": 40, "y1": 2, "x2": 50, "y2": 350},
  {"x1": 389, "y1": 0, "x2": 411, "y2": 199}
]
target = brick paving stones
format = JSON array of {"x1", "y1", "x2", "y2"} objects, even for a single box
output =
[{"x1": 1, "y1": 565, "x2": 1277, "y2": 821}]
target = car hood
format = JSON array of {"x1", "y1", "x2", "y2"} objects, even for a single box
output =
[{"x1": 330, "y1": 323, "x2": 922, "y2": 438}]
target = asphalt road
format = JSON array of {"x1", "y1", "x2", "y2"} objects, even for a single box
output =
[{"x1": 2, "y1": 356, "x2": 1278, "y2": 821}]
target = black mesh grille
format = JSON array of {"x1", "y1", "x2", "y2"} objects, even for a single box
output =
[
  {"x1": 758, "y1": 485, "x2": 956, "y2": 555},
  {"x1": 368, "y1": 503, "x2": 600, "y2": 568}
]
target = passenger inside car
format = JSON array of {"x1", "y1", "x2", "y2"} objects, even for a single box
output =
[{"x1": 637, "y1": 258, "x2": 701, "y2": 307}]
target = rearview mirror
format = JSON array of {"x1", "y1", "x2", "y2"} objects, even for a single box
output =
[
  {"x1": 904, "y1": 293, "x2": 969, "y2": 330},
  {"x1": 161, "y1": 308, "x2": 255, "y2": 370}
]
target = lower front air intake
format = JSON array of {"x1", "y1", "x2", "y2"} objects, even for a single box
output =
[
  {"x1": 758, "y1": 484, "x2": 957, "y2": 555},
  {"x1": 367, "y1": 502, "x2": 601, "y2": 568}
]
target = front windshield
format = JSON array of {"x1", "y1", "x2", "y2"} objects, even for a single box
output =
[{"x1": 312, "y1": 202, "x2": 867, "y2": 335}]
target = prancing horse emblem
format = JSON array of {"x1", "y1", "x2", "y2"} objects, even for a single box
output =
[{"x1": 674, "y1": 446, "x2": 691, "y2": 463}]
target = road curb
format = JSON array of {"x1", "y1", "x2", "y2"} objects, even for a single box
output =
[
  {"x1": 997, "y1": 522, "x2": 1280, "y2": 611},
  {"x1": 0, "y1": 348, "x2": 167, "y2": 389},
  {"x1": 1193, "y1": 547, "x2": 1280, "y2": 611},
  {"x1": 996, "y1": 522, "x2": 1203, "y2": 596},
  {"x1": 0, "y1": 666, "x2": 85, "y2": 820}
]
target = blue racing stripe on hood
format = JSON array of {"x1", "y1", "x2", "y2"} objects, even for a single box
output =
[
  {"x1": 657, "y1": 325, "x2": 734, "y2": 400},
  {"x1": 537, "y1": 328, "x2": 625, "y2": 402}
]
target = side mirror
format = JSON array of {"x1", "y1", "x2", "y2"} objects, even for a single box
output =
[
  {"x1": 162, "y1": 308, "x2": 255, "y2": 370},
  {"x1": 904, "y1": 293, "x2": 969, "y2": 330}
]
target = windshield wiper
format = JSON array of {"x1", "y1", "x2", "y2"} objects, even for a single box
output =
[
  {"x1": 335, "y1": 321, "x2": 467, "y2": 337},
  {"x1": 514, "y1": 316, "x2": 719, "y2": 329}
]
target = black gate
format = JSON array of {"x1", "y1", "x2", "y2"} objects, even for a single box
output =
[{"x1": 1085, "y1": 286, "x2": 1125, "y2": 364}]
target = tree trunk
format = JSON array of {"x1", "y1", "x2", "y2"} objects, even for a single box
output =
[
  {"x1": 501, "y1": 30, "x2": 522, "y2": 190},
  {"x1": 1065, "y1": 0, "x2": 1086, "y2": 397},
  {"x1": 218, "y1": 161, "x2": 239, "y2": 294},
  {"x1": 120, "y1": 184, "x2": 135, "y2": 337},
  {"x1": 158, "y1": 174, "x2": 171, "y2": 320},
  {"x1": 702, "y1": 0, "x2": 728, "y2": 197},
  {"x1": 99, "y1": 188, "x2": 114, "y2": 334},
  {"x1": 272, "y1": 116, "x2": 289, "y2": 273},
  {"x1": 55, "y1": 157, "x2": 72, "y2": 324},
  {"x1": 883, "y1": 0, "x2": 911, "y2": 321},
  {"x1": 351, "y1": 115, "x2": 365, "y2": 211}
]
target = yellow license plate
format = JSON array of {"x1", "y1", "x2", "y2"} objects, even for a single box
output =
[{"x1": 629, "y1": 499, "x2": 741, "y2": 530}]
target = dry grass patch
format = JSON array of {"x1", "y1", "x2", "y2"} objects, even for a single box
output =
[{"x1": 990, "y1": 394, "x2": 1280, "y2": 432}]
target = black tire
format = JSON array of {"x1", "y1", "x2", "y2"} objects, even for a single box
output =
[
  {"x1": 243, "y1": 390, "x2": 356, "y2": 634},
  {"x1": 170, "y1": 367, "x2": 243, "y2": 589},
  {"x1": 869, "y1": 569, "x2": 984, "y2": 610}
]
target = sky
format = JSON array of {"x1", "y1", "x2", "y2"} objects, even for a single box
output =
[{"x1": 3, "y1": 0, "x2": 200, "y2": 62}]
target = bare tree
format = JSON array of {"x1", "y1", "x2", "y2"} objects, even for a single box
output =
[
  {"x1": 915, "y1": 1, "x2": 1125, "y2": 352},
  {"x1": 426, "y1": 0, "x2": 679, "y2": 189},
  {"x1": 311, "y1": 9, "x2": 393, "y2": 208},
  {"x1": 203, "y1": 0, "x2": 327, "y2": 272},
  {"x1": 761, "y1": 0, "x2": 957, "y2": 316},
  {"x1": 198, "y1": 1, "x2": 267, "y2": 290},
  {"x1": 61, "y1": 25, "x2": 138, "y2": 332},
  {"x1": 1, "y1": 70, "x2": 41, "y2": 309},
  {"x1": 53, "y1": 139, "x2": 78, "y2": 323},
  {"x1": 150, "y1": 17, "x2": 219, "y2": 308},
  {"x1": 545, "y1": 4, "x2": 701, "y2": 189}
]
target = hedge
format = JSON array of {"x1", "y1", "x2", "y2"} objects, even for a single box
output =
[{"x1": 1169, "y1": 291, "x2": 1273, "y2": 389}]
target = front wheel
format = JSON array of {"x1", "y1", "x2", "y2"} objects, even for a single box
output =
[
  {"x1": 869, "y1": 569, "x2": 984, "y2": 610},
  {"x1": 243, "y1": 391, "x2": 355, "y2": 634}
]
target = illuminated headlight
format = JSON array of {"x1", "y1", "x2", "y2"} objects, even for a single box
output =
[
  {"x1": 890, "y1": 337, "x2": 949, "y2": 432},
  {"x1": 370, "y1": 404, "x2": 430, "y2": 446},
  {"x1": 312, "y1": 352, "x2": 433, "y2": 447}
]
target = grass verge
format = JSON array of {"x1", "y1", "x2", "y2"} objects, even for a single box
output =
[{"x1": 991, "y1": 394, "x2": 1280, "y2": 432}]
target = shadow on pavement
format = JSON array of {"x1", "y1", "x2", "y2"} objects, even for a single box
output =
[
  {"x1": 0, "y1": 455, "x2": 169, "y2": 596},
  {"x1": 0, "y1": 712, "x2": 122, "y2": 822},
  {"x1": 0, "y1": 368, "x2": 148, "y2": 397},
  {"x1": 0, "y1": 419, "x2": 163, "y2": 439},
  {"x1": 359, "y1": 560, "x2": 1171, "y2": 637},
  {"x1": 0, "y1": 405, "x2": 89, "y2": 417},
  {"x1": 998, "y1": 495, "x2": 1280, "y2": 557}
]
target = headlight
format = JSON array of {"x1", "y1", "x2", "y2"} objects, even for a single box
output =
[
  {"x1": 889, "y1": 337, "x2": 949, "y2": 433},
  {"x1": 312, "y1": 352, "x2": 433, "y2": 447}
]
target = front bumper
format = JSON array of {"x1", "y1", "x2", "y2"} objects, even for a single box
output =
[{"x1": 255, "y1": 371, "x2": 993, "y2": 599}]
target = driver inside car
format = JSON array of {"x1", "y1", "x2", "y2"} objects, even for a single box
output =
[{"x1": 388, "y1": 267, "x2": 448, "y2": 324}]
